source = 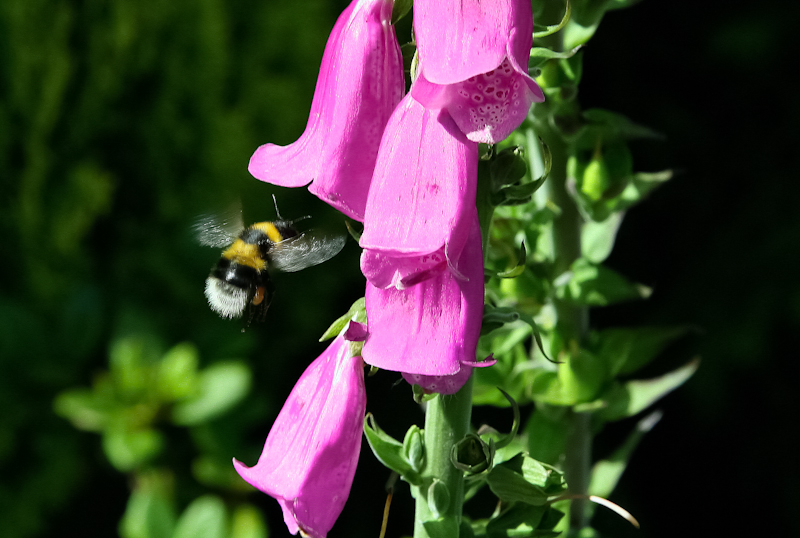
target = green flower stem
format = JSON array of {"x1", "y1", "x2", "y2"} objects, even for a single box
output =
[
  {"x1": 412, "y1": 375, "x2": 474, "y2": 538},
  {"x1": 534, "y1": 118, "x2": 591, "y2": 534}
]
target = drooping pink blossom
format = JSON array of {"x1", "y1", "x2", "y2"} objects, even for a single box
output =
[
  {"x1": 233, "y1": 333, "x2": 366, "y2": 538},
  {"x1": 411, "y1": 0, "x2": 544, "y2": 143},
  {"x1": 361, "y1": 211, "x2": 484, "y2": 392},
  {"x1": 359, "y1": 93, "x2": 478, "y2": 272},
  {"x1": 248, "y1": 0, "x2": 404, "y2": 221},
  {"x1": 403, "y1": 355, "x2": 497, "y2": 395}
]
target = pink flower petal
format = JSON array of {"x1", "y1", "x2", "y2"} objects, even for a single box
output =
[
  {"x1": 359, "y1": 94, "x2": 478, "y2": 259},
  {"x1": 411, "y1": 0, "x2": 544, "y2": 143},
  {"x1": 248, "y1": 0, "x2": 404, "y2": 221},
  {"x1": 233, "y1": 335, "x2": 366, "y2": 538},
  {"x1": 413, "y1": 0, "x2": 534, "y2": 85},
  {"x1": 361, "y1": 212, "x2": 484, "y2": 379},
  {"x1": 403, "y1": 355, "x2": 496, "y2": 395}
]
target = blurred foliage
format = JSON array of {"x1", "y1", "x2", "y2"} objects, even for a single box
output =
[
  {"x1": 0, "y1": 0, "x2": 359, "y2": 537},
  {"x1": 1, "y1": 0, "x2": 799, "y2": 536}
]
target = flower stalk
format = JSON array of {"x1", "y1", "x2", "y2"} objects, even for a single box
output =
[
  {"x1": 412, "y1": 375, "x2": 474, "y2": 538},
  {"x1": 532, "y1": 86, "x2": 591, "y2": 537}
]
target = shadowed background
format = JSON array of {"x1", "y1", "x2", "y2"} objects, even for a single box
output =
[{"x1": 0, "y1": 0, "x2": 796, "y2": 536}]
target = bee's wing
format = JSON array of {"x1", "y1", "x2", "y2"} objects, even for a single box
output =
[
  {"x1": 269, "y1": 231, "x2": 347, "y2": 272},
  {"x1": 194, "y1": 206, "x2": 245, "y2": 248}
]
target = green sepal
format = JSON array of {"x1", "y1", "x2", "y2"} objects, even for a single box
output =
[
  {"x1": 496, "y1": 250, "x2": 526, "y2": 279},
  {"x1": 533, "y1": 0, "x2": 571, "y2": 39},
  {"x1": 555, "y1": 258, "x2": 651, "y2": 307},
  {"x1": 403, "y1": 425, "x2": 426, "y2": 473},
  {"x1": 171, "y1": 495, "x2": 227, "y2": 538},
  {"x1": 590, "y1": 325, "x2": 693, "y2": 377},
  {"x1": 596, "y1": 359, "x2": 699, "y2": 422},
  {"x1": 413, "y1": 384, "x2": 439, "y2": 404},
  {"x1": 319, "y1": 297, "x2": 367, "y2": 342},
  {"x1": 481, "y1": 305, "x2": 521, "y2": 335},
  {"x1": 229, "y1": 504, "x2": 268, "y2": 538},
  {"x1": 171, "y1": 361, "x2": 251, "y2": 426},
  {"x1": 493, "y1": 388, "x2": 521, "y2": 450},
  {"x1": 489, "y1": 146, "x2": 528, "y2": 190},
  {"x1": 344, "y1": 219, "x2": 362, "y2": 242},
  {"x1": 452, "y1": 433, "x2": 494, "y2": 475},
  {"x1": 391, "y1": 0, "x2": 412, "y2": 24},
  {"x1": 590, "y1": 410, "x2": 662, "y2": 500},
  {"x1": 427, "y1": 479, "x2": 451, "y2": 519},
  {"x1": 363, "y1": 414, "x2": 422, "y2": 485}
]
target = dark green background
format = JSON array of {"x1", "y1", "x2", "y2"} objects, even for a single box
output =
[{"x1": 1, "y1": 0, "x2": 796, "y2": 536}]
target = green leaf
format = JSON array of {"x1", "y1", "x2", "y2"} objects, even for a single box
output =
[
  {"x1": 103, "y1": 428, "x2": 163, "y2": 472},
  {"x1": 172, "y1": 495, "x2": 227, "y2": 538},
  {"x1": 598, "y1": 359, "x2": 700, "y2": 421},
  {"x1": 581, "y1": 210, "x2": 624, "y2": 263},
  {"x1": 533, "y1": 1, "x2": 572, "y2": 39},
  {"x1": 230, "y1": 505, "x2": 268, "y2": 538},
  {"x1": 617, "y1": 170, "x2": 674, "y2": 210},
  {"x1": 319, "y1": 297, "x2": 366, "y2": 341},
  {"x1": 592, "y1": 325, "x2": 692, "y2": 376},
  {"x1": 485, "y1": 503, "x2": 548, "y2": 537},
  {"x1": 487, "y1": 465, "x2": 549, "y2": 506},
  {"x1": 363, "y1": 414, "x2": 421, "y2": 484},
  {"x1": 590, "y1": 410, "x2": 662, "y2": 500},
  {"x1": 119, "y1": 474, "x2": 176, "y2": 538},
  {"x1": 582, "y1": 109, "x2": 663, "y2": 141},
  {"x1": 423, "y1": 518, "x2": 460, "y2": 538},
  {"x1": 529, "y1": 45, "x2": 583, "y2": 70},
  {"x1": 171, "y1": 361, "x2": 251, "y2": 426},
  {"x1": 555, "y1": 258, "x2": 651, "y2": 306},
  {"x1": 157, "y1": 342, "x2": 199, "y2": 401},
  {"x1": 391, "y1": 0, "x2": 413, "y2": 24},
  {"x1": 487, "y1": 454, "x2": 564, "y2": 506},
  {"x1": 496, "y1": 242, "x2": 527, "y2": 279},
  {"x1": 53, "y1": 388, "x2": 111, "y2": 432},
  {"x1": 526, "y1": 405, "x2": 569, "y2": 466},
  {"x1": 110, "y1": 336, "x2": 157, "y2": 399}
]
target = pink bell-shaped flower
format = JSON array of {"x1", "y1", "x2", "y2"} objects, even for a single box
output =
[
  {"x1": 359, "y1": 93, "x2": 478, "y2": 273},
  {"x1": 233, "y1": 333, "x2": 366, "y2": 538},
  {"x1": 361, "y1": 210, "x2": 485, "y2": 393},
  {"x1": 411, "y1": 0, "x2": 544, "y2": 143},
  {"x1": 248, "y1": 0, "x2": 404, "y2": 221}
]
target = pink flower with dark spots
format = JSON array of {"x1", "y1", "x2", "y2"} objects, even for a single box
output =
[{"x1": 411, "y1": 0, "x2": 544, "y2": 143}]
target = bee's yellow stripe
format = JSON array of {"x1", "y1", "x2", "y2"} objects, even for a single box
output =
[
  {"x1": 222, "y1": 240, "x2": 267, "y2": 271},
  {"x1": 250, "y1": 222, "x2": 285, "y2": 244}
]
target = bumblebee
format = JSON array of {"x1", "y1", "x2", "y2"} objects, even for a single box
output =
[{"x1": 196, "y1": 205, "x2": 346, "y2": 323}]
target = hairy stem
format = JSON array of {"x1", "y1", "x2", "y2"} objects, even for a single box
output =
[
  {"x1": 412, "y1": 376, "x2": 474, "y2": 538},
  {"x1": 535, "y1": 118, "x2": 591, "y2": 533}
]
